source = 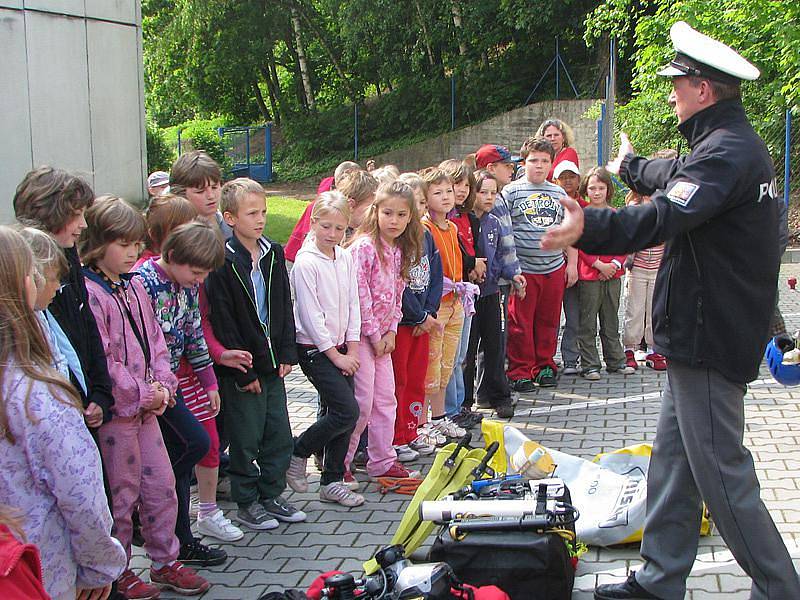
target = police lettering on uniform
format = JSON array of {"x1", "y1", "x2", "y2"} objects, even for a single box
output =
[{"x1": 542, "y1": 21, "x2": 800, "y2": 600}]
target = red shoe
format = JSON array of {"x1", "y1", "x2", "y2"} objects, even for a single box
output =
[
  {"x1": 150, "y1": 562, "x2": 210, "y2": 595},
  {"x1": 118, "y1": 570, "x2": 160, "y2": 600},
  {"x1": 370, "y1": 462, "x2": 421, "y2": 481},
  {"x1": 343, "y1": 470, "x2": 360, "y2": 491},
  {"x1": 645, "y1": 353, "x2": 667, "y2": 371},
  {"x1": 624, "y1": 350, "x2": 639, "y2": 370}
]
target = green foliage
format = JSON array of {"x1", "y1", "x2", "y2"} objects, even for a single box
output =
[
  {"x1": 142, "y1": 0, "x2": 606, "y2": 169},
  {"x1": 145, "y1": 120, "x2": 175, "y2": 172},
  {"x1": 585, "y1": 0, "x2": 800, "y2": 157}
]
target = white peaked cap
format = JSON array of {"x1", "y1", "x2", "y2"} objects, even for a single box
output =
[{"x1": 657, "y1": 21, "x2": 760, "y2": 82}]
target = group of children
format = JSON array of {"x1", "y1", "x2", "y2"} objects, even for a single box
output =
[{"x1": 0, "y1": 116, "x2": 666, "y2": 600}]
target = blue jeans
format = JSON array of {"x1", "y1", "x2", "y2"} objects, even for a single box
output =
[{"x1": 444, "y1": 313, "x2": 473, "y2": 417}]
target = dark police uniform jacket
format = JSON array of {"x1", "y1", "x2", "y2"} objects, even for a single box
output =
[{"x1": 578, "y1": 99, "x2": 779, "y2": 383}]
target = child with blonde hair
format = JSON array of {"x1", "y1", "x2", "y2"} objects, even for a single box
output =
[
  {"x1": 16, "y1": 227, "x2": 70, "y2": 379},
  {"x1": 0, "y1": 225, "x2": 126, "y2": 600},
  {"x1": 418, "y1": 167, "x2": 466, "y2": 444},
  {"x1": 205, "y1": 178, "x2": 304, "y2": 529},
  {"x1": 344, "y1": 181, "x2": 423, "y2": 480},
  {"x1": 286, "y1": 192, "x2": 365, "y2": 506},
  {"x1": 81, "y1": 196, "x2": 210, "y2": 596}
]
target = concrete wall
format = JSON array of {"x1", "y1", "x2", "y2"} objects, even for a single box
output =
[
  {"x1": 0, "y1": 1, "x2": 146, "y2": 224},
  {"x1": 370, "y1": 99, "x2": 600, "y2": 173}
]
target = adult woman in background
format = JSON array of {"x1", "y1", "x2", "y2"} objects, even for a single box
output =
[{"x1": 536, "y1": 118, "x2": 580, "y2": 181}]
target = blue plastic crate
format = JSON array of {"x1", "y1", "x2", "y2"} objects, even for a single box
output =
[{"x1": 765, "y1": 337, "x2": 800, "y2": 386}]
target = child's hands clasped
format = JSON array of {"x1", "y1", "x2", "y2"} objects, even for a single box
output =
[
  {"x1": 147, "y1": 382, "x2": 170, "y2": 416},
  {"x1": 594, "y1": 260, "x2": 618, "y2": 281},
  {"x1": 413, "y1": 314, "x2": 442, "y2": 337}
]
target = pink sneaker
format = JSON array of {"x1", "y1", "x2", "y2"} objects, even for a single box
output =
[{"x1": 624, "y1": 350, "x2": 639, "y2": 370}]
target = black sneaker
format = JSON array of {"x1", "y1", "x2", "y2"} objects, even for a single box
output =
[
  {"x1": 178, "y1": 538, "x2": 228, "y2": 567},
  {"x1": 352, "y1": 450, "x2": 368, "y2": 469},
  {"x1": 534, "y1": 366, "x2": 557, "y2": 388},
  {"x1": 510, "y1": 378, "x2": 535, "y2": 393},
  {"x1": 261, "y1": 496, "x2": 308, "y2": 523},
  {"x1": 494, "y1": 403, "x2": 515, "y2": 419},
  {"x1": 594, "y1": 572, "x2": 662, "y2": 599}
]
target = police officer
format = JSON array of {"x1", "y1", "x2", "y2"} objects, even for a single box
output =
[{"x1": 542, "y1": 21, "x2": 800, "y2": 600}]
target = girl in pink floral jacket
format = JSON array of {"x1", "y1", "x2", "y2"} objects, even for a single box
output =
[
  {"x1": 344, "y1": 181, "x2": 423, "y2": 480},
  {"x1": 81, "y1": 197, "x2": 209, "y2": 596}
]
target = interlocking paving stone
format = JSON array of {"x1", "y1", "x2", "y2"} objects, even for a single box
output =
[{"x1": 136, "y1": 263, "x2": 800, "y2": 598}]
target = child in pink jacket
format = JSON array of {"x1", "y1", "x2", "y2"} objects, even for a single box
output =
[
  {"x1": 81, "y1": 197, "x2": 209, "y2": 596},
  {"x1": 345, "y1": 181, "x2": 424, "y2": 480}
]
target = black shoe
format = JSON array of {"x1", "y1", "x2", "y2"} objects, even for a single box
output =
[
  {"x1": 494, "y1": 403, "x2": 515, "y2": 419},
  {"x1": 131, "y1": 509, "x2": 144, "y2": 548},
  {"x1": 594, "y1": 572, "x2": 661, "y2": 599},
  {"x1": 534, "y1": 366, "x2": 557, "y2": 388},
  {"x1": 510, "y1": 378, "x2": 535, "y2": 393},
  {"x1": 178, "y1": 538, "x2": 228, "y2": 567}
]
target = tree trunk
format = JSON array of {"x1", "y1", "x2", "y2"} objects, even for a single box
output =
[
  {"x1": 450, "y1": 0, "x2": 467, "y2": 56},
  {"x1": 251, "y1": 79, "x2": 272, "y2": 122},
  {"x1": 290, "y1": 0, "x2": 358, "y2": 103},
  {"x1": 284, "y1": 28, "x2": 308, "y2": 109},
  {"x1": 263, "y1": 44, "x2": 285, "y2": 123},
  {"x1": 289, "y1": 7, "x2": 315, "y2": 109},
  {"x1": 413, "y1": 0, "x2": 436, "y2": 67}
]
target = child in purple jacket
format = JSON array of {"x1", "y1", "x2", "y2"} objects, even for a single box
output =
[{"x1": 81, "y1": 197, "x2": 210, "y2": 597}]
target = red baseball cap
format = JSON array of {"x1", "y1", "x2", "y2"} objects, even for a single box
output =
[{"x1": 475, "y1": 144, "x2": 522, "y2": 169}]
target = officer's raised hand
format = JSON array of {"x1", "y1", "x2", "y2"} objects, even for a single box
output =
[
  {"x1": 540, "y1": 196, "x2": 585, "y2": 251},
  {"x1": 606, "y1": 133, "x2": 635, "y2": 176}
]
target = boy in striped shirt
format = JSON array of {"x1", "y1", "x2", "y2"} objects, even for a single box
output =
[{"x1": 502, "y1": 137, "x2": 575, "y2": 390}]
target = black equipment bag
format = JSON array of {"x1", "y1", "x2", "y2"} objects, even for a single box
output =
[{"x1": 428, "y1": 528, "x2": 574, "y2": 600}]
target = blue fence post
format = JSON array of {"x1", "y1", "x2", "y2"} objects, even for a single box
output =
[
  {"x1": 354, "y1": 104, "x2": 359, "y2": 161},
  {"x1": 245, "y1": 127, "x2": 251, "y2": 171},
  {"x1": 451, "y1": 76, "x2": 456, "y2": 130},
  {"x1": 555, "y1": 37, "x2": 560, "y2": 99},
  {"x1": 177, "y1": 129, "x2": 182, "y2": 156},
  {"x1": 265, "y1": 124, "x2": 273, "y2": 183},
  {"x1": 785, "y1": 109, "x2": 792, "y2": 207},
  {"x1": 597, "y1": 102, "x2": 606, "y2": 166}
]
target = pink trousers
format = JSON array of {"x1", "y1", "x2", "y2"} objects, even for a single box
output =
[
  {"x1": 99, "y1": 413, "x2": 179, "y2": 564},
  {"x1": 345, "y1": 338, "x2": 398, "y2": 476}
]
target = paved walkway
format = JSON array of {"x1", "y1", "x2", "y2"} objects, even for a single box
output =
[{"x1": 139, "y1": 263, "x2": 800, "y2": 599}]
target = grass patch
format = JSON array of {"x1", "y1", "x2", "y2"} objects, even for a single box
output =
[{"x1": 265, "y1": 196, "x2": 309, "y2": 245}]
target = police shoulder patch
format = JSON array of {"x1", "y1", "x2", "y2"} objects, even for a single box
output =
[{"x1": 666, "y1": 181, "x2": 699, "y2": 206}]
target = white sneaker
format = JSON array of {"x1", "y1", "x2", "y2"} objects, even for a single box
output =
[
  {"x1": 609, "y1": 365, "x2": 636, "y2": 375},
  {"x1": 561, "y1": 363, "x2": 580, "y2": 375},
  {"x1": 285, "y1": 455, "x2": 309, "y2": 493},
  {"x1": 320, "y1": 481, "x2": 365, "y2": 507},
  {"x1": 417, "y1": 424, "x2": 447, "y2": 447},
  {"x1": 432, "y1": 418, "x2": 466, "y2": 439},
  {"x1": 634, "y1": 349, "x2": 648, "y2": 362},
  {"x1": 197, "y1": 508, "x2": 244, "y2": 542},
  {"x1": 394, "y1": 444, "x2": 420, "y2": 462},
  {"x1": 188, "y1": 494, "x2": 199, "y2": 519},
  {"x1": 408, "y1": 435, "x2": 436, "y2": 455}
]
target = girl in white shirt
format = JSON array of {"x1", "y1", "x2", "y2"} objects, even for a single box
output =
[{"x1": 285, "y1": 192, "x2": 365, "y2": 507}]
